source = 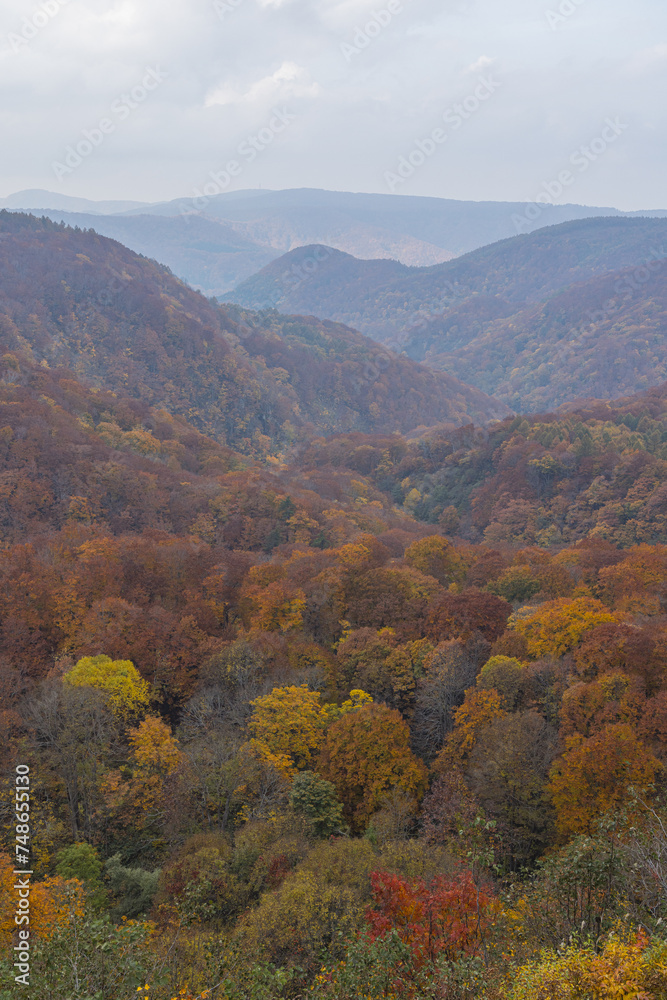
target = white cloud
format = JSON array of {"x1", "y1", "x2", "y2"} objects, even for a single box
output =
[
  {"x1": 205, "y1": 61, "x2": 320, "y2": 108},
  {"x1": 465, "y1": 55, "x2": 494, "y2": 73}
]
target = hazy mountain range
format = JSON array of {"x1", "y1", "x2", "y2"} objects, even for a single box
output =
[
  {"x1": 0, "y1": 211, "x2": 508, "y2": 459},
  {"x1": 3, "y1": 186, "x2": 666, "y2": 297},
  {"x1": 4, "y1": 189, "x2": 667, "y2": 416},
  {"x1": 229, "y1": 216, "x2": 667, "y2": 411}
]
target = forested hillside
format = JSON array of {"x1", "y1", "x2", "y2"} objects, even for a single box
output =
[
  {"x1": 0, "y1": 212, "x2": 508, "y2": 458},
  {"x1": 2, "y1": 216, "x2": 667, "y2": 1000},
  {"x1": 230, "y1": 217, "x2": 667, "y2": 410},
  {"x1": 405, "y1": 262, "x2": 667, "y2": 411},
  {"x1": 298, "y1": 382, "x2": 667, "y2": 548}
]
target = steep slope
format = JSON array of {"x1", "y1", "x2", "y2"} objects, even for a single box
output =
[
  {"x1": 0, "y1": 354, "x2": 243, "y2": 546},
  {"x1": 229, "y1": 218, "x2": 667, "y2": 410},
  {"x1": 0, "y1": 212, "x2": 508, "y2": 459},
  {"x1": 14, "y1": 208, "x2": 280, "y2": 293},
  {"x1": 0, "y1": 348, "x2": 436, "y2": 697}
]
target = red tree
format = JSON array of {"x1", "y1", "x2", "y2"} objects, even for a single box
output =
[{"x1": 366, "y1": 869, "x2": 495, "y2": 966}]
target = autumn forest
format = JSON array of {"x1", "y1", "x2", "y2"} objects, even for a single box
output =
[{"x1": 1, "y1": 210, "x2": 667, "y2": 999}]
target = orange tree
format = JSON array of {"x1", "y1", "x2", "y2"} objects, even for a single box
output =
[
  {"x1": 548, "y1": 723, "x2": 661, "y2": 839},
  {"x1": 0, "y1": 852, "x2": 84, "y2": 952},
  {"x1": 316, "y1": 702, "x2": 427, "y2": 832},
  {"x1": 425, "y1": 589, "x2": 511, "y2": 644},
  {"x1": 102, "y1": 715, "x2": 182, "y2": 837},
  {"x1": 598, "y1": 544, "x2": 667, "y2": 614},
  {"x1": 510, "y1": 597, "x2": 618, "y2": 660}
]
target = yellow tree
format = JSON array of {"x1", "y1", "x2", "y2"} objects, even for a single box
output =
[
  {"x1": 434, "y1": 689, "x2": 506, "y2": 773},
  {"x1": 404, "y1": 535, "x2": 467, "y2": 587},
  {"x1": 247, "y1": 685, "x2": 345, "y2": 776},
  {"x1": 63, "y1": 654, "x2": 150, "y2": 719},
  {"x1": 510, "y1": 597, "x2": 618, "y2": 659}
]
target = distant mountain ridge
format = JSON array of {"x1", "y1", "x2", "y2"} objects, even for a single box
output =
[
  {"x1": 4, "y1": 186, "x2": 666, "y2": 296},
  {"x1": 0, "y1": 188, "x2": 149, "y2": 214},
  {"x1": 6, "y1": 208, "x2": 281, "y2": 294}
]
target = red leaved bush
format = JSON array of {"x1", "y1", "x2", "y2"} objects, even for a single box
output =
[{"x1": 366, "y1": 869, "x2": 495, "y2": 965}]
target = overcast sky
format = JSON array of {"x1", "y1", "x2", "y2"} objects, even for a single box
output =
[{"x1": 0, "y1": 0, "x2": 665, "y2": 209}]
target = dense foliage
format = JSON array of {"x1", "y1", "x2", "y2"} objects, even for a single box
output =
[
  {"x1": 2, "y1": 218, "x2": 667, "y2": 999},
  {"x1": 297, "y1": 382, "x2": 667, "y2": 547}
]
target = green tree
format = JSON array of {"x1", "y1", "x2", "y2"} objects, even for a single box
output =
[
  {"x1": 104, "y1": 855, "x2": 160, "y2": 920},
  {"x1": 2, "y1": 913, "x2": 155, "y2": 1000},
  {"x1": 238, "y1": 839, "x2": 377, "y2": 970},
  {"x1": 288, "y1": 771, "x2": 346, "y2": 837},
  {"x1": 489, "y1": 565, "x2": 541, "y2": 603},
  {"x1": 55, "y1": 842, "x2": 106, "y2": 910},
  {"x1": 27, "y1": 682, "x2": 121, "y2": 840},
  {"x1": 477, "y1": 655, "x2": 526, "y2": 710}
]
